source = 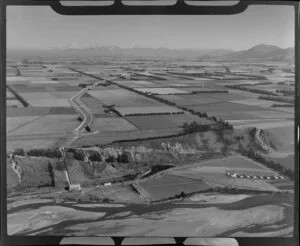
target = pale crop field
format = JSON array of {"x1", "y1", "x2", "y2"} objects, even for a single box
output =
[
  {"x1": 116, "y1": 106, "x2": 183, "y2": 116},
  {"x1": 158, "y1": 94, "x2": 220, "y2": 105},
  {"x1": 229, "y1": 99, "x2": 284, "y2": 108},
  {"x1": 245, "y1": 111, "x2": 293, "y2": 119},
  {"x1": 88, "y1": 89, "x2": 161, "y2": 107},
  {"x1": 138, "y1": 174, "x2": 211, "y2": 201},
  {"x1": 126, "y1": 114, "x2": 212, "y2": 130},
  {"x1": 91, "y1": 117, "x2": 138, "y2": 132},
  {"x1": 29, "y1": 99, "x2": 71, "y2": 107},
  {"x1": 6, "y1": 100, "x2": 22, "y2": 107},
  {"x1": 29, "y1": 80, "x2": 60, "y2": 84},
  {"x1": 134, "y1": 87, "x2": 189, "y2": 95},
  {"x1": 20, "y1": 92, "x2": 71, "y2": 107},
  {"x1": 6, "y1": 116, "x2": 41, "y2": 133},
  {"x1": 9, "y1": 115, "x2": 77, "y2": 136}
]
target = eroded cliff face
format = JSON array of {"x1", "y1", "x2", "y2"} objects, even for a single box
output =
[
  {"x1": 7, "y1": 156, "x2": 57, "y2": 190},
  {"x1": 7, "y1": 128, "x2": 275, "y2": 191}
]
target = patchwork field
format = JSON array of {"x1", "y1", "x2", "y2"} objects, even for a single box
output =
[
  {"x1": 7, "y1": 116, "x2": 41, "y2": 132},
  {"x1": 229, "y1": 98, "x2": 287, "y2": 108},
  {"x1": 115, "y1": 106, "x2": 184, "y2": 116},
  {"x1": 8, "y1": 115, "x2": 77, "y2": 136},
  {"x1": 29, "y1": 80, "x2": 60, "y2": 85},
  {"x1": 126, "y1": 114, "x2": 212, "y2": 130},
  {"x1": 87, "y1": 89, "x2": 162, "y2": 107},
  {"x1": 6, "y1": 90, "x2": 14, "y2": 99},
  {"x1": 158, "y1": 94, "x2": 220, "y2": 105},
  {"x1": 134, "y1": 87, "x2": 189, "y2": 95},
  {"x1": 50, "y1": 91, "x2": 77, "y2": 99},
  {"x1": 189, "y1": 102, "x2": 268, "y2": 117},
  {"x1": 137, "y1": 174, "x2": 211, "y2": 201},
  {"x1": 7, "y1": 138, "x2": 65, "y2": 152},
  {"x1": 80, "y1": 94, "x2": 108, "y2": 115},
  {"x1": 244, "y1": 111, "x2": 293, "y2": 119},
  {"x1": 6, "y1": 100, "x2": 23, "y2": 107},
  {"x1": 165, "y1": 156, "x2": 281, "y2": 191},
  {"x1": 91, "y1": 118, "x2": 138, "y2": 132},
  {"x1": 113, "y1": 80, "x2": 157, "y2": 88},
  {"x1": 178, "y1": 87, "x2": 227, "y2": 93},
  {"x1": 19, "y1": 92, "x2": 71, "y2": 107}
]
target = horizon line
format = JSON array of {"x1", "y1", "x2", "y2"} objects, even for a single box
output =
[{"x1": 6, "y1": 43, "x2": 294, "y2": 53}]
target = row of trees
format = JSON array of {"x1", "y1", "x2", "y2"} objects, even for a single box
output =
[
  {"x1": 258, "y1": 95, "x2": 294, "y2": 104},
  {"x1": 271, "y1": 104, "x2": 294, "y2": 108},
  {"x1": 182, "y1": 121, "x2": 212, "y2": 133},
  {"x1": 125, "y1": 111, "x2": 184, "y2": 117},
  {"x1": 12, "y1": 148, "x2": 62, "y2": 158},
  {"x1": 275, "y1": 89, "x2": 294, "y2": 96},
  {"x1": 225, "y1": 85, "x2": 279, "y2": 96},
  {"x1": 67, "y1": 148, "x2": 129, "y2": 163}
]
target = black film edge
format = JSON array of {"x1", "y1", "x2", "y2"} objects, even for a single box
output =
[{"x1": 49, "y1": 0, "x2": 249, "y2": 15}]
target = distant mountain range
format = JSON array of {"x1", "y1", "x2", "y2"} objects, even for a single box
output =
[
  {"x1": 55, "y1": 45, "x2": 234, "y2": 59},
  {"x1": 219, "y1": 44, "x2": 294, "y2": 61},
  {"x1": 56, "y1": 43, "x2": 294, "y2": 61},
  {"x1": 8, "y1": 44, "x2": 294, "y2": 62}
]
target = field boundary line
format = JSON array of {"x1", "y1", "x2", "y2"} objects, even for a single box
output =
[{"x1": 7, "y1": 115, "x2": 45, "y2": 134}]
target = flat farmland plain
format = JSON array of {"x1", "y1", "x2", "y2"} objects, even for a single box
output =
[
  {"x1": 158, "y1": 94, "x2": 220, "y2": 105},
  {"x1": 165, "y1": 156, "x2": 282, "y2": 191},
  {"x1": 196, "y1": 155, "x2": 272, "y2": 170},
  {"x1": 168, "y1": 155, "x2": 278, "y2": 178},
  {"x1": 91, "y1": 118, "x2": 138, "y2": 132},
  {"x1": 113, "y1": 80, "x2": 157, "y2": 88},
  {"x1": 29, "y1": 80, "x2": 60, "y2": 85},
  {"x1": 6, "y1": 90, "x2": 14, "y2": 98},
  {"x1": 6, "y1": 100, "x2": 23, "y2": 107},
  {"x1": 126, "y1": 114, "x2": 212, "y2": 130},
  {"x1": 179, "y1": 87, "x2": 227, "y2": 93},
  {"x1": 50, "y1": 91, "x2": 77, "y2": 99},
  {"x1": 137, "y1": 174, "x2": 211, "y2": 201},
  {"x1": 87, "y1": 89, "x2": 162, "y2": 107},
  {"x1": 73, "y1": 128, "x2": 182, "y2": 147},
  {"x1": 7, "y1": 138, "x2": 64, "y2": 152},
  {"x1": 9, "y1": 84, "x2": 47, "y2": 93},
  {"x1": 19, "y1": 92, "x2": 71, "y2": 107},
  {"x1": 8, "y1": 115, "x2": 77, "y2": 136},
  {"x1": 7, "y1": 107, "x2": 75, "y2": 117},
  {"x1": 6, "y1": 116, "x2": 41, "y2": 132},
  {"x1": 7, "y1": 107, "x2": 51, "y2": 117},
  {"x1": 189, "y1": 102, "x2": 268, "y2": 119},
  {"x1": 134, "y1": 87, "x2": 189, "y2": 95},
  {"x1": 80, "y1": 95, "x2": 109, "y2": 115},
  {"x1": 244, "y1": 111, "x2": 293, "y2": 119},
  {"x1": 229, "y1": 98, "x2": 288, "y2": 108},
  {"x1": 116, "y1": 106, "x2": 183, "y2": 116}
]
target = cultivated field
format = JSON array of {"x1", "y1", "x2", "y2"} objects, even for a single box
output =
[
  {"x1": 125, "y1": 114, "x2": 212, "y2": 130},
  {"x1": 134, "y1": 87, "x2": 189, "y2": 95},
  {"x1": 115, "y1": 106, "x2": 184, "y2": 116},
  {"x1": 136, "y1": 174, "x2": 211, "y2": 201},
  {"x1": 87, "y1": 89, "x2": 162, "y2": 107},
  {"x1": 9, "y1": 115, "x2": 77, "y2": 136},
  {"x1": 91, "y1": 118, "x2": 138, "y2": 132}
]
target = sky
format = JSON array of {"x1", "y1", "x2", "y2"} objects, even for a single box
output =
[{"x1": 6, "y1": 4, "x2": 295, "y2": 51}]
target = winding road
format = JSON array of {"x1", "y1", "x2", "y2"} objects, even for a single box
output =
[{"x1": 69, "y1": 86, "x2": 94, "y2": 132}]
